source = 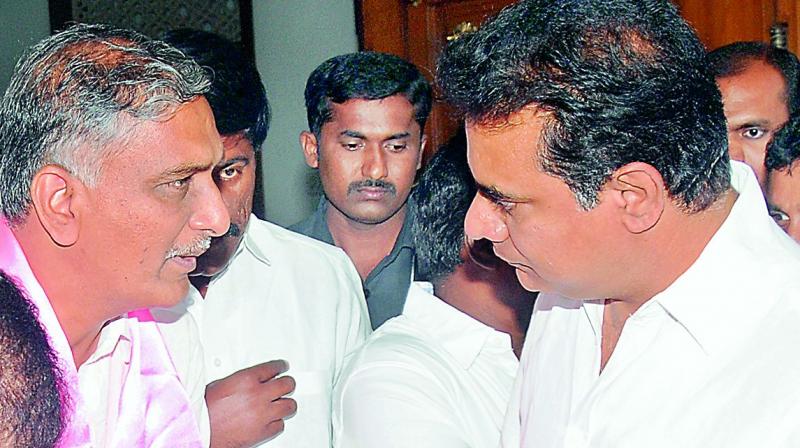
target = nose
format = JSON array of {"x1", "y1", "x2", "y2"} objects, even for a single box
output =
[
  {"x1": 362, "y1": 145, "x2": 388, "y2": 180},
  {"x1": 190, "y1": 179, "x2": 230, "y2": 237},
  {"x1": 464, "y1": 193, "x2": 509, "y2": 244},
  {"x1": 728, "y1": 141, "x2": 745, "y2": 163}
]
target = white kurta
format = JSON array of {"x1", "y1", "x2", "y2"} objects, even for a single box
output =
[
  {"x1": 503, "y1": 162, "x2": 800, "y2": 448},
  {"x1": 334, "y1": 282, "x2": 519, "y2": 448},
  {"x1": 162, "y1": 216, "x2": 371, "y2": 448}
]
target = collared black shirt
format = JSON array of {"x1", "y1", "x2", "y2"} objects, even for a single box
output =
[{"x1": 289, "y1": 197, "x2": 415, "y2": 329}]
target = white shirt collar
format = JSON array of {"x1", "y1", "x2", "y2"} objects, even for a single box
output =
[
  {"x1": 402, "y1": 281, "x2": 513, "y2": 369},
  {"x1": 647, "y1": 161, "x2": 776, "y2": 354}
]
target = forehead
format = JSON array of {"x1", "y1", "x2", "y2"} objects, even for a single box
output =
[
  {"x1": 102, "y1": 98, "x2": 222, "y2": 179},
  {"x1": 325, "y1": 95, "x2": 418, "y2": 135},
  {"x1": 717, "y1": 61, "x2": 789, "y2": 123},
  {"x1": 221, "y1": 133, "x2": 255, "y2": 159},
  {"x1": 465, "y1": 108, "x2": 547, "y2": 188},
  {"x1": 768, "y1": 162, "x2": 800, "y2": 205}
]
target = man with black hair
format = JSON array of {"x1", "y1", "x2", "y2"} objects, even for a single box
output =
[
  {"x1": 708, "y1": 41, "x2": 799, "y2": 187},
  {"x1": 332, "y1": 135, "x2": 535, "y2": 448},
  {"x1": 291, "y1": 52, "x2": 432, "y2": 328},
  {"x1": 765, "y1": 114, "x2": 800, "y2": 242},
  {"x1": 0, "y1": 271, "x2": 64, "y2": 448},
  {"x1": 437, "y1": 0, "x2": 800, "y2": 446},
  {"x1": 160, "y1": 30, "x2": 369, "y2": 448}
]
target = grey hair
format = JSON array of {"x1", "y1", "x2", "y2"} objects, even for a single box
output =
[{"x1": 0, "y1": 23, "x2": 211, "y2": 222}]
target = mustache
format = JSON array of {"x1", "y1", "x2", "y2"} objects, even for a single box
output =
[
  {"x1": 222, "y1": 223, "x2": 241, "y2": 238},
  {"x1": 165, "y1": 236, "x2": 212, "y2": 260},
  {"x1": 347, "y1": 179, "x2": 397, "y2": 196}
]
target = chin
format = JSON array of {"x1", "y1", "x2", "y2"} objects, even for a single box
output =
[{"x1": 515, "y1": 268, "x2": 544, "y2": 293}]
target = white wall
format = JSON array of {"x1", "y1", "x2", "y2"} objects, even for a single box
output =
[
  {"x1": 253, "y1": 0, "x2": 358, "y2": 226},
  {"x1": 0, "y1": 0, "x2": 50, "y2": 89}
]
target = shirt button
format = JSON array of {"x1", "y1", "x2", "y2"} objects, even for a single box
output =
[{"x1": 214, "y1": 358, "x2": 221, "y2": 367}]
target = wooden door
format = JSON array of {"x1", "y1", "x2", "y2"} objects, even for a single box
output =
[
  {"x1": 356, "y1": 0, "x2": 517, "y2": 155},
  {"x1": 673, "y1": 0, "x2": 799, "y2": 53}
]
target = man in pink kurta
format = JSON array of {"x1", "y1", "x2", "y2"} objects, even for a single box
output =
[{"x1": 0, "y1": 23, "x2": 229, "y2": 447}]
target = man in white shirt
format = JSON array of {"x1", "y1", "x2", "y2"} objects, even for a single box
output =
[
  {"x1": 333, "y1": 135, "x2": 535, "y2": 447},
  {"x1": 0, "y1": 24, "x2": 228, "y2": 446},
  {"x1": 437, "y1": 1, "x2": 800, "y2": 447},
  {"x1": 162, "y1": 30, "x2": 371, "y2": 448}
]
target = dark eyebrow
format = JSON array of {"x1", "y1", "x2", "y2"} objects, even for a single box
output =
[
  {"x1": 384, "y1": 132, "x2": 411, "y2": 141},
  {"x1": 477, "y1": 183, "x2": 527, "y2": 203},
  {"x1": 340, "y1": 130, "x2": 366, "y2": 139},
  {"x1": 733, "y1": 120, "x2": 771, "y2": 130},
  {"x1": 217, "y1": 156, "x2": 250, "y2": 169},
  {"x1": 156, "y1": 161, "x2": 212, "y2": 181}
]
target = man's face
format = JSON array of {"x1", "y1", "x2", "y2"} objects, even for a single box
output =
[
  {"x1": 304, "y1": 95, "x2": 424, "y2": 225},
  {"x1": 80, "y1": 98, "x2": 229, "y2": 310},
  {"x1": 193, "y1": 133, "x2": 257, "y2": 277},
  {"x1": 717, "y1": 60, "x2": 790, "y2": 187},
  {"x1": 463, "y1": 108, "x2": 623, "y2": 299},
  {"x1": 766, "y1": 162, "x2": 800, "y2": 243}
]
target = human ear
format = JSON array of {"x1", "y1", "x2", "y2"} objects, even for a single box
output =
[
  {"x1": 608, "y1": 162, "x2": 666, "y2": 234},
  {"x1": 29, "y1": 165, "x2": 83, "y2": 246},
  {"x1": 300, "y1": 131, "x2": 320, "y2": 168},
  {"x1": 416, "y1": 135, "x2": 427, "y2": 170}
]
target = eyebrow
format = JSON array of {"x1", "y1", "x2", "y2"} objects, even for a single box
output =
[
  {"x1": 731, "y1": 119, "x2": 771, "y2": 130},
  {"x1": 477, "y1": 183, "x2": 527, "y2": 203},
  {"x1": 339, "y1": 130, "x2": 412, "y2": 141},
  {"x1": 156, "y1": 161, "x2": 213, "y2": 182},
  {"x1": 217, "y1": 156, "x2": 250, "y2": 168}
]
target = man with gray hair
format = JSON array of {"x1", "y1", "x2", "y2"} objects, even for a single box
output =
[{"x1": 0, "y1": 24, "x2": 229, "y2": 446}]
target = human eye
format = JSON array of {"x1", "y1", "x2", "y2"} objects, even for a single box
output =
[
  {"x1": 342, "y1": 141, "x2": 363, "y2": 151},
  {"x1": 769, "y1": 207, "x2": 790, "y2": 229},
  {"x1": 216, "y1": 163, "x2": 244, "y2": 182},
  {"x1": 385, "y1": 142, "x2": 408, "y2": 153},
  {"x1": 741, "y1": 127, "x2": 766, "y2": 140},
  {"x1": 480, "y1": 189, "x2": 516, "y2": 215}
]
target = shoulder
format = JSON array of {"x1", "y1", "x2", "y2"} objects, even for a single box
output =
[
  {"x1": 247, "y1": 217, "x2": 353, "y2": 268},
  {"x1": 341, "y1": 318, "x2": 449, "y2": 381}
]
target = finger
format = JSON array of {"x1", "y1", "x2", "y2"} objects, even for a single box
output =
[
  {"x1": 260, "y1": 375, "x2": 296, "y2": 399},
  {"x1": 266, "y1": 397, "x2": 298, "y2": 421},
  {"x1": 248, "y1": 359, "x2": 289, "y2": 383},
  {"x1": 263, "y1": 419, "x2": 285, "y2": 440}
]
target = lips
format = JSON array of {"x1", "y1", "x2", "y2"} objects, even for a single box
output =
[
  {"x1": 355, "y1": 186, "x2": 390, "y2": 200},
  {"x1": 169, "y1": 255, "x2": 197, "y2": 272}
]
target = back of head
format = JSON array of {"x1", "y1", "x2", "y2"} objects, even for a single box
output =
[
  {"x1": 767, "y1": 114, "x2": 800, "y2": 171},
  {"x1": 0, "y1": 271, "x2": 65, "y2": 447},
  {"x1": 412, "y1": 132, "x2": 474, "y2": 282},
  {"x1": 304, "y1": 51, "x2": 432, "y2": 136},
  {"x1": 708, "y1": 41, "x2": 799, "y2": 114},
  {"x1": 437, "y1": 0, "x2": 729, "y2": 213},
  {"x1": 0, "y1": 23, "x2": 210, "y2": 223},
  {"x1": 162, "y1": 28, "x2": 270, "y2": 149}
]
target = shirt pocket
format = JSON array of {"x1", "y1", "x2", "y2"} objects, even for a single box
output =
[{"x1": 281, "y1": 370, "x2": 333, "y2": 446}]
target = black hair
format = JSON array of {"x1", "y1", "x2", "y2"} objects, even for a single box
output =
[
  {"x1": 708, "y1": 41, "x2": 800, "y2": 114},
  {"x1": 0, "y1": 271, "x2": 65, "y2": 447},
  {"x1": 766, "y1": 114, "x2": 800, "y2": 171},
  {"x1": 163, "y1": 28, "x2": 270, "y2": 150},
  {"x1": 304, "y1": 51, "x2": 432, "y2": 136},
  {"x1": 412, "y1": 131, "x2": 474, "y2": 282},
  {"x1": 437, "y1": 0, "x2": 729, "y2": 213}
]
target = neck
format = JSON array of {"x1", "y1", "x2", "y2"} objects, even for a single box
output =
[
  {"x1": 189, "y1": 275, "x2": 211, "y2": 298},
  {"x1": 599, "y1": 189, "x2": 738, "y2": 370},
  {"x1": 433, "y1": 260, "x2": 535, "y2": 358},
  {"x1": 13, "y1": 221, "x2": 113, "y2": 368},
  {"x1": 326, "y1": 204, "x2": 407, "y2": 280}
]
